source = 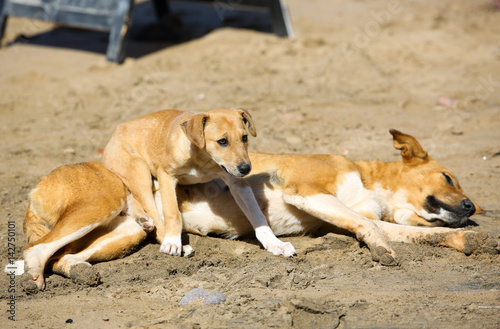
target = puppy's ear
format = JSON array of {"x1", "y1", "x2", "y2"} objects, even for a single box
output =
[
  {"x1": 390, "y1": 129, "x2": 428, "y2": 163},
  {"x1": 238, "y1": 108, "x2": 257, "y2": 137},
  {"x1": 181, "y1": 113, "x2": 208, "y2": 149}
]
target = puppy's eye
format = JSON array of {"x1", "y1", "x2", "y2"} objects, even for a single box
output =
[
  {"x1": 242, "y1": 135, "x2": 248, "y2": 143},
  {"x1": 443, "y1": 173, "x2": 454, "y2": 187},
  {"x1": 217, "y1": 138, "x2": 228, "y2": 147}
]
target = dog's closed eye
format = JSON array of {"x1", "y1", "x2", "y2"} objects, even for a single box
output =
[{"x1": 443, "y1": 173, "x2": 454, "y2": 187}]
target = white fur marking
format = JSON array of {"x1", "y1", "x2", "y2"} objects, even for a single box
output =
[
  {"x1": 336, "y1": 172, "x2": 383, "y2": 219},
  {"x1": 160, "y1": 235, "x2": 182, "y2": 256}
]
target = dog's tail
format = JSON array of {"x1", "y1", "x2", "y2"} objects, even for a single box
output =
[
  {"x1": 23, "y1": 203, "x2": 51, "y2": 244},
  {"x1": 23, "y1": 181, "x2": 61, "y2": 244}
]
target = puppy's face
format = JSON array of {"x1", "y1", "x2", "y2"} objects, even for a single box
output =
[
  {"x1": 389, "y1": 129, "x2": 481, "y2": 228},
  {"x1": 182, "y1": 109, "x2": 257, "y2": 177},
  {"x1": 204, "y1": 109, "x2": 255, "y2": 177}
]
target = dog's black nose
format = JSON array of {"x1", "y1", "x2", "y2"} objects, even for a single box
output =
[
  {"x1": 461, "y1": 199, "x2": 476, "y2": 216},
  {"x1": 237, "y1": 162, "x2": 251, "y2": 176}
]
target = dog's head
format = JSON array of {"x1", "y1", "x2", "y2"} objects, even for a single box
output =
[
  {"x1": 181, "y1": 108, "x2": 256, "y2": 177},
  {"x1": 389, "y1": 129, "x2": 483, "y2": 228}
]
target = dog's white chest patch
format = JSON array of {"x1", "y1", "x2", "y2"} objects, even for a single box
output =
[
  {"x1": 373, "y1": 185, "x2": 419, "y2": 224},
  {"x1": 335, "y1": 172, "x2": 366, "y2": 207}
]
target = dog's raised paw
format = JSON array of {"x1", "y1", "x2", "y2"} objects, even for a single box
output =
[{"x1": 69, "y1": 263, "x2": 101, "y2": 286}]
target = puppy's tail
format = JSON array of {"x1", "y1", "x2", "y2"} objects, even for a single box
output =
[{"x1": 23, "y1": 204, "x2": 51, "y2": 244}]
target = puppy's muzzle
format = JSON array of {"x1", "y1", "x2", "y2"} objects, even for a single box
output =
[
  {"x1": 237, "y1": 162, "x2": 251, "y2": 176},
  {"x1": 220, "y1": 162, "x2": 251, "y2": 177}
]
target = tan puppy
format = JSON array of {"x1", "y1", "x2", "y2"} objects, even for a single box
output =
[
  {"x1": 102, "y1": 109, "x2": 295, "y2": 257},
  {"x1": 22, "y1": 130, "x2": 497, "y2": 291}
]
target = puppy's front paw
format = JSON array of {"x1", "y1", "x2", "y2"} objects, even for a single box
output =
[
  {"x1": 266, "y1": 241, "x2": 296, "y2": 257},
  {"x1": 136, "y1": 216, "x2": 155, "y2": 232},
  {"x1": 160, "y1": 235, "x2": 182, "y2": 256},
  {"x1": 256, "y1": 226, "x2": 296, "y2": 257}
]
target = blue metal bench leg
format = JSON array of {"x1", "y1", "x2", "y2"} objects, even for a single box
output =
[
  {"x1": 153, "y1": 0, "x2": 170, "y2": 19},
  {"x1": 0, "y1": 0, "x2": 8, "y2": 44},
  {"x1": 268, "y1": 0, "x2": 294, "y2": 39},
  {"x1": 106, "y1": 0, "x2": 134, "y2": 63}
]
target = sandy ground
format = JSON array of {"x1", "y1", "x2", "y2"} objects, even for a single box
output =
[{"x1": 1, "y1": 0, "x2": 500, "y2": 328}]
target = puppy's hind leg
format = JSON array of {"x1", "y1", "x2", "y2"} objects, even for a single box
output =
[
  {"x1": 282, "y1": 184, "x2": 399, "y2": 265},
  {"x1": 127, "y1": 194, "x2": 155, "y2": 233},
  {"x1": 104, "y1": 148, "x2": 164, "y2": 243}
]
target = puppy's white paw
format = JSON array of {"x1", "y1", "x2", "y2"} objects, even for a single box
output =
[
  {"x1": 255, "y1": 226, "x2": 296, "y2": 257},
  {"x1": 266, "y1": 241, "x2": 296, "y2": 257},
  {"x1": 182, "y1": 245, "x2": 195, "y2": 258},
  {"x1": 160, "y1": 235, "x2": 182, "y2": 256}
]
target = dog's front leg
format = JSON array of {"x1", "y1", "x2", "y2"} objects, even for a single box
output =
[
  {"x1": 220, "y1": 175, "x2": 296, "y2": 257},
  {"x1": 282, "y1": 189, "x2": 399, "y2": 265},
  {"x1": 157, "y1": 171, "x2": 183, "y2": 256}
]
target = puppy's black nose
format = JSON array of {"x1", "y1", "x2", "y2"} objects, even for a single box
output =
[
  {"x1": 237, "y1": 162, "x2": 251, "y2": 176},
  {"x1": 461, "y1": 199, "x2": 476, "y2": 216}
]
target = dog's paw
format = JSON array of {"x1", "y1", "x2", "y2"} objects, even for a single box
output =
[
  {"x1": 182, "y1": 245, "x2": 195, "y2": 258},
  {"x1": 255, "y1": 226, "x2": 296, "y2": 257},
  {"x1": 461, "y1": 231, "x2": 499, "y2": 255},
  {"x1": 267, "y1": 241, "x2": 297, "y2": 257},
  {"x1": 136, "y1": 216, "x2": 155, "y2": 232},
  {"x1": 21, "y1": 272, "x2": 44, "y2": 293},
  {"x1": 160, "y1": 235, "x2": 183, "y2": 256},
  {"x1": 69, "y1": 263, "x2": 101, "y2": 286},
  {"x1": 370, "y1": 245, "x2": 399, "y2": 266}
]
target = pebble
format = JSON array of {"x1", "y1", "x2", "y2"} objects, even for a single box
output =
[
  {"x1": 63, "y1": 148, "x2": 76, "y2": 155},
  {"x1": 436, "y1": 95, "x2": 455, "y2": 107},
  {"x1": 179, "y1": 288, "x2": 226, "y2": 305}
]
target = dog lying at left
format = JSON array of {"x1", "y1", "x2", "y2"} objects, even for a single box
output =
[{"x1": 22, "y1": 129, "x2": 497, "y2": 292}]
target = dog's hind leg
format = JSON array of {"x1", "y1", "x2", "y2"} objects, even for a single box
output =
[
  {"x1": 51, "y1": 215, "x2": 149, "y2": 286},
  {"x1": 282, "y1": 184, "x2": 399, "y2": 265},
  {"x1": 23, "y1": 201, "x2": 125, "y2": 291},
  {"x1": 23, "y1": 216, "x2": 100, "y2": 290},
  {"x1": 372, "y1": 220, "x2": 499, "y2": 255}
]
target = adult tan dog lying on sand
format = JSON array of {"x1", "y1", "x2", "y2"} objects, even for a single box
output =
[
  {"x1": 22, "y1": 130, "x2": 497, "y2": 291},
  {"x1": 103, "y1": 109, "x2": 294, "y2": 257}
]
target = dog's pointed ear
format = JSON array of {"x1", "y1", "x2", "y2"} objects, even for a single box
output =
[
  {"x1": 238, "y1": 108, "x2": 257, "y2": 137},
  {"x1": 390, "y1": 129, "x2": 428, "y2": 163},
  {"x1": 181, "y1": 113, "x2": 208, "y2": 149}
]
